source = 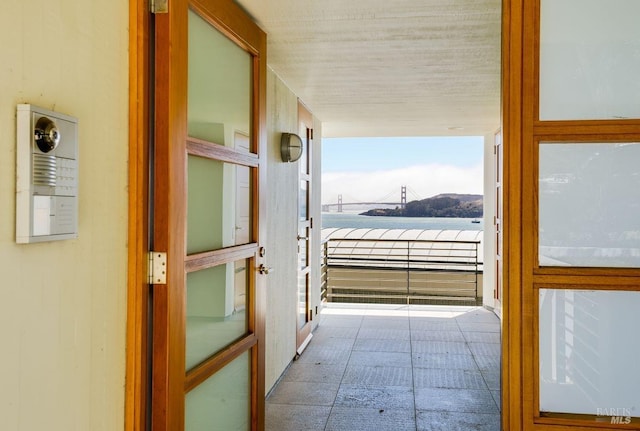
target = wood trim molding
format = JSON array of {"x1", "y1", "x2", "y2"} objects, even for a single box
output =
[
  {"x1": 125, "y1": 0, "x2": 150, "y2": 430},
  {"x1": 186, "y1": 137, "x2": 260, "y2": 167},
  {"x1": 185, "y1": 243, "x2": 258, "y2": 273},
  {"x1": 185, "y1": 334, "x2": 258, "y2": 392},
  {"x1": 501, "y1": 0, "x2": 525, "y2": 429}
]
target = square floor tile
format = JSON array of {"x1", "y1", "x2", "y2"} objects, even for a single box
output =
[
  {"x1": 412, "y1": 341, "x2": 471, "y2": 355},
  {"x1": 491, "y1": 390, "x2": 501, "y2": 411},
  {"x1": 295, "y1": 347, "x2": 351, "y2": 365},
  {"x1": 348, "y1": 350, "x2": 413, "y2": 368},
  {"x1": 266, "y1": 403, "x2": 331, "y2": 431},
  {"x1": 319, "y1": 316, "x2": 363, "y2": 328},
  {"x1": 481, "y1": 370, "x2": 500, "y2": 391},
  {"x1": 353, "y1": 338, "x2": 411, "y2": 353},
  {"x1": 455, "y1": 309, "x2": 500, "y2": 323},
  {"x1": 410, "y1": 320, "x2": 460, "y2": 332},
  {"x1": 414, "y1": 368, "x2": 487, "y2": 390},
  {"x1": 306, "y1": 336, "x2": 355, "y2": 352},
  {"x1": 411, "y1": 330, "x2": 466, "y2": 342},
  {"x1": 266, "y1": 381, "x2": 340, "y2": 406},
  {"x1": 412, "y1": 353, "x2": 479, "y2": 370},
  {"x1": 417, "y1": 410, "x2": 500, "y2": 431},
  {"x1": 283, "y1": 361, "x2": 347, "y2": 384},
  {"x1": 474, "y1": 355, "x2": 501, "y2": 371},
  {"x1": 326, "y1": 407, "x2": 416, "y2": 431},
  {"x1": 361, "y1": 317, "x2": 410, "y2": 330},
  {"x1": 342, "y1": 365, "x2": 413, "y2": 387},
  {"x1": 415, "y1": 387, "x2": 499, "y2": 414},
  {"x1": 334, "y1": 385, "x2": 415, "y2": 410},
  {"x1": 357, "y1": 328, "x2": 411, "y2": 340},
  {"x1": 313, "y1": 326, "x2": 360, "y2": 339},
  {"x1": 468, "y1": 342, "x2": 501, "y2": 356},
  {"x1": 462, "y1": 331, "x2": 501, "y2": 343},
  {"x1": 458, "y1": 322, "x2": 500, "y2": 333}
]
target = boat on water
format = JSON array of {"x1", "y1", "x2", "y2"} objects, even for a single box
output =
[{"x1": 471, "y1": 219, "x2": 481, "y2": 224}]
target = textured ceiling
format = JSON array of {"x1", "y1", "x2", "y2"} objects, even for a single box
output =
[{"x1": 236, "y1": 0, "x2": 502, "y2": 137}]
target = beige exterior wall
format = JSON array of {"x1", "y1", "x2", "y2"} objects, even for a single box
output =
[
  {"x1": 0, "y1": 5, "x2": 322, "y2": 423},
  {"x1": 0, "y1": 2, "x2": 129, "y2": 431},
  {"x1": 264, "y1": 68, "x2": 322, "y2": 393}
]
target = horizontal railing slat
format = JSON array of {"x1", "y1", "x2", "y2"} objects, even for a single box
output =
[{"x1": 322, "y1": 236, "x2": 481, "y2": 305}]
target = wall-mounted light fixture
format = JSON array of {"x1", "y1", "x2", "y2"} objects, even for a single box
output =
[{"x1": 280, "y1": 132, "x2": 303, "y2": 162}]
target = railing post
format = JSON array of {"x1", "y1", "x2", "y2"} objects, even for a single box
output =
[
  {"x1": 324, "y1": 240, "x2": 330, "y2": 303},
  {"x1": 406, "y1": 240, "x2": 410, "y2": 305},
  {"x1": 475, "y1": 241, "x2": 479, "y2": 304}
]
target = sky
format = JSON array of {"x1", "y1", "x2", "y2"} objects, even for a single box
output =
[{"x1": 321, "y1": 136, "x2": 484, "y2": 205}]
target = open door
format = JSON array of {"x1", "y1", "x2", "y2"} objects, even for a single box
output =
[
  {"x1": 150, "y1": 0, "x2": 267, "y2": 429},
  {"x1": 295, "y1": 102, "x2": 314, "y2": 354},
  {"x1": 502, "y1": 0, "x2": 640, "y2": 429},
  {"x1": 494, "y1": 128, "x2": 503, "y2": 318}
]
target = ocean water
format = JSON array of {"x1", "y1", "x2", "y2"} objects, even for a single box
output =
[{"x1": 321, "y1": 212, "x2": 484, "y2": 231}]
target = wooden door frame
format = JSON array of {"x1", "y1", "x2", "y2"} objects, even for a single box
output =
[
  {"x1": 295, "y1": 101, "x2": 314, "y2": 352},
  {"x1": 125, "y1": 0, "x2": 267, "y2": 430},
  {"x1": 125, "y1": 0, "x2": 150, "y2": 429},
  {"x1": 500, "y1": 0, "x2": 523, "y2": 428},
  {"x1": 502, "y1": 0, "x2": 640, "y2": 430}
]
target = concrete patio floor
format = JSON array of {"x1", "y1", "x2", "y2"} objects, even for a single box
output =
[{"x1": 266, "y1": 303, "x2": 501, "y2": 431}]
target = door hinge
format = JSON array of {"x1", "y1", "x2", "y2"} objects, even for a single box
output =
[
  {"x1": 150, "y1": 0, "x2": 168, "y2": 14},
  {"x1": 148, "y1": 252, "x2": 167, "y2": 284}
]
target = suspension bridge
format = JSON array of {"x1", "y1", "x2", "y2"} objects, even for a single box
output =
[{"x1": 322, "y1": 186, "x2": 423, "y2": 212}]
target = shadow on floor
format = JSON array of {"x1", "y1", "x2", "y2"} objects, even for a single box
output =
[{"x1": 266, "y1": 303, "x2": 501, "y2": 431}]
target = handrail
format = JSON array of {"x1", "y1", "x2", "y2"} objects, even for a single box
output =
[{"x1": 322, "y1": 237, "x2": 482, "y2": 305}]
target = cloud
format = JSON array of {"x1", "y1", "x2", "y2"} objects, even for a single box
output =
[{"x1": 322, "y1": 163, "x2": 484, "y2": 204}]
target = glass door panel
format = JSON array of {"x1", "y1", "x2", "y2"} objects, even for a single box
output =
[
  {"x1": 539, "y1": 0, "x2": 640, "y2": 120},
  {"x1": 186, "y1": 259, "x2": 249, "y2": 370},
  {"x1": 298, "y1": 272, "x2": 309, "y2": 330},
  {"x1": 299, "y1": 180, "x2": 308, "y2": 221},
  {"x1": 185, "y1": 351, "x2": 250, "y2": 430},
  {"x1": 188, "y1": 9, "x2": 251, "y2": 147},
  {"x1": 538, "y1": 142, "x2": 640, "y2": 268},
  {"x1": 539, "y1": 289, "x2": 640, "y2": 417},
  {"x1": 187, "y1": 155, "x2": 253, "y2": 254}
]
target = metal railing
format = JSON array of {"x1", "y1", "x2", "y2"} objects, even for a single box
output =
[
  {"x1": 320, "y1": 239, "x2": 329, "y2": 302},
  {"x1": 321, "y1": 237, "x2": 482, "y2": 305}
]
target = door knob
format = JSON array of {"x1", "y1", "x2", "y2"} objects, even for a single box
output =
[{"x1": 258, "y1": 264, "x2": 272, "y2": 275}]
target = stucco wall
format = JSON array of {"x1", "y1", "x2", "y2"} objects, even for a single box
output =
[
  {"x1": 265, "y1": 69, "x2": 322, "y2": 393},
  {"x1": 0, "y1": 2, "x2": 128, "y2": 431}
]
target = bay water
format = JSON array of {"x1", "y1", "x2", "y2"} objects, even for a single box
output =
[{"x1": 321, "y1": 212, "x2": 484, "y2": 231}]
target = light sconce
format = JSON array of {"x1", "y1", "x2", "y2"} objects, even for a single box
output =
[{"x1": 280, "y1": 132, "x2": 304, "y2": 162}]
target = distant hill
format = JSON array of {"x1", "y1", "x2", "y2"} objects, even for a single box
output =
[{"x1": 360, "y1": 193, "x2": 483, "y2": 218}]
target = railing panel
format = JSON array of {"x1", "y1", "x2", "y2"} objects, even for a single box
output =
[{"x1": 323, "y1": 237, "x2": 482, "y2": 305}]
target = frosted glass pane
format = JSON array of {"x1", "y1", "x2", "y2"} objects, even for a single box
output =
[
  {"x1": 188, "y1": 10, "x2": 251, "y2": 146},
  {"x1": 539, "y1": 289, "x2": 640, "y2": 416},
  {"x1": 298, "y1": 272, "x2": 308, "y2": 329},
  {"x1": 185, "y1": 351, "x2": 250, "y2": 431},
  {"x1": 539, "y1": 143, "x2": 640, "y2": 267},
  {"x1": 187, "y1": 156, "x2": 252, "y2": 254},
  {"x1": 299, "y1": 180, "x2": 308, "y2": 221},
  {"x1": 186, "y1": 260, "x2": 249, "y2": 370},
  {"x1": 539, "y1": 0, "x2": 640, "y2": 120}
]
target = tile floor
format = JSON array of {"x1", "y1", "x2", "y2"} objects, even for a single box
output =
[{"x1": 266, "y1": 303, "x2": 501, "y2": 431}]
